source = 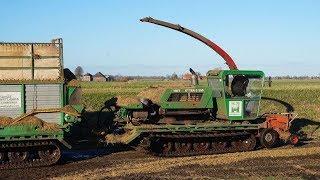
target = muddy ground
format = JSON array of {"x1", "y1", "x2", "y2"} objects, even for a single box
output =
[{"x1": 1, "y1": 142, "x2": 320, "y2": 179}]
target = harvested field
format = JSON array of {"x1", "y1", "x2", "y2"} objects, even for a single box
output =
[
  {"x1": 1, "y1": 142, "x2": 320, "y2": 179},
  {"x1": 116, "y1": 96, "x2": 139, "y2": 106},
  {"x1": 61, "y1": 146, "x2": 320, "y2": 179},
  {"x1": 67, "y1": 79, "x2": 80, "y2": 87},
  {"x1": 137, "y1": 85, "x2": 167, "y2": 103}
]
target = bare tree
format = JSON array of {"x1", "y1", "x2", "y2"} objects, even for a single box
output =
[
  {"x1": 74, "y1": 66, "x2": 84, "y2": 79},
  {"x1": 171, "y1": 73, "x2": 178, "y2": 80}
]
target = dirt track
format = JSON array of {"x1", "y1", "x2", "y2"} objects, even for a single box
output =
[{"x1": 1, "y1": 142, "x2": 320, "y2": 179}]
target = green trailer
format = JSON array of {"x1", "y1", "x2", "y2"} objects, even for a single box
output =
[{"x1": 0, "y1": 39, "x2": 83, "y2": 169}]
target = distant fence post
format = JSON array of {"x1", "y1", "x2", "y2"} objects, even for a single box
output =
[{"x1": 268, "y1": 76, "x2": 272, "y2": 87}]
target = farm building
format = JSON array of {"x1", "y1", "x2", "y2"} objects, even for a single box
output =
[
  {"x1": 182, "y1": 73, "x2": 192, "y2": 80},
  {"x1": 182, "y1": 73, "x2": 203, "y2": 80},
  {"x1": 82, "y1": 73, "x2": 93, "y2": 81},
  {"x1": 93, "y1": 72, "x2": 107, "y2": 82}
]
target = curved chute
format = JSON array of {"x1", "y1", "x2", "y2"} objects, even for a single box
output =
[{"x1": 140, "y1": 17, "x2": 238, "y2": 70}]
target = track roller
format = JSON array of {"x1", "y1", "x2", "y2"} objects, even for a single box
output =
[
  {"x1": 38, "y1": 143, "x2": 61, "y2": 163},
  {"x1": 161, "y1": 141, "x2": 173, "y2": 154},
  {"x1": 212, "y1": 141, "x2": 227, "y2": 153},
  {"x1": 8, "y1": 151, "x2": 29, "y2": 162},
  {"x1": 194, "y1": 142, "x2": 210, "y2": 152},
  {"x1": 0, "y1": 152, "x2": 5, "y2": 162},
  {"x1": 241, "y1": 135, "x2": 257, "y2": 151},
  {"x1": 175, "y1": 142, "x2": 192, "y2": 153}
]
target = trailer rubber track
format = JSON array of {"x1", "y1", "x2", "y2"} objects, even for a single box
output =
[
  {"x1": 0, "y1": 140, "x2": 61, "y2": 169},
  {"x1": 148, "y1": 131, "x2": 257, "y2": 157}
]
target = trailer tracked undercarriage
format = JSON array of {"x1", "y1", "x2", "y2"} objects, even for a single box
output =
[{"x1": 0, "y1": 140, "x2": 61, "y2": 169}]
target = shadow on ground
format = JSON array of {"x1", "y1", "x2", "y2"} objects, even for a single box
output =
[
  {"x1": 291, "y1": 118, "x2": 320, "y2": 137},
  {"x1": 60, "y1": 144, "x2": 132, "y2": 165},
  {"x1": 261, "y1": 96, "x2": 320, "y2": 139},
  {"x1": 261, "y1": 96, "x2": 295, "y2": 112},
  {"x1": 59, "y1": 109, "x2": 131, "y2": 165}
]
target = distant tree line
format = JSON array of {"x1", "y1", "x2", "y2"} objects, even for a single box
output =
[
  {"x1": 73, "y1": 66, "x2": 181, "y2": 82},
  {"x1": 112, "y1": 73, "x2": 180, "y2": 81},
  {"x1": 271, "y1": 75, "x2": 320, "y2": 80},
  {"x1": 74, "y1": 65, "x2": 320, "y2": 82}
]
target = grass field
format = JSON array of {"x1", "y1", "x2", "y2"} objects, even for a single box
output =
[{"x1": 81, "y1": 79, "x2": 320, "y2": 137}]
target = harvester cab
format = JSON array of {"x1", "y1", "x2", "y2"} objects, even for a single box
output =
[
  {"x1": 151, "y1": 69, "x2": 265, "y2": 124},
  {"x1": 206, "y1": 70, "x2": 264, "y2": 121}
]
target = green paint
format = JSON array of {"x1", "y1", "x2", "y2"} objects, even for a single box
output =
[
  {"x1": 67, "y1": 86, "x2": 76, "y2": 103},
  {"x1": 159, "y1": 86, "x2": 214, "y2": 110},
  {"x1": 0, "y1": 125, "x2": 63, "y2": 140},
  {"x1": 117, "y1": 107, "x2": 131, "y2": 119},
  {"x1": 123, "y1": 103, "x2": 143, "y2": 109},
  {"x1": 71, "y1": 104, "x2": 84, "y2": 113}
]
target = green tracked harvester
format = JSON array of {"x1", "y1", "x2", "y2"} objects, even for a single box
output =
[
  {"x1": 0, "y1": 39, "x2": 83, "y2": 169},
  {"x1": 104, "y1": 17, "x2": 300, "y2": 156}
]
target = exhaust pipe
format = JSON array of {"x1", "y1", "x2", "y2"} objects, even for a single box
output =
[{"x1": 190, "y1": 68, "x2": 199, "y2": 86}]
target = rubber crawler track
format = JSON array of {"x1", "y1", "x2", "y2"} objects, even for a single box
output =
[
  {"x1": 0, "y1": 140, "x2": 61, "y2": 169},
  {"x1": 148, "y1": 131, "x2": 257, "y2": 157}
]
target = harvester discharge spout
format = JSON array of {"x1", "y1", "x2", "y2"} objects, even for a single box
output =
[{"x1": 140, "y1": 17, "x2": 238, "y2": 70}]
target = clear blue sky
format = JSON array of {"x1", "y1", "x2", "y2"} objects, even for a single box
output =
[{"x1": 1, "y1": 0, "x2": 319, "y2": 76}]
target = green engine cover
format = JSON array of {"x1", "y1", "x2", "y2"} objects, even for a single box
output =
[{"x1": 159, "y1": 86, "x2": 214, "y2": 110}]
